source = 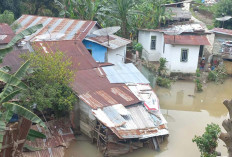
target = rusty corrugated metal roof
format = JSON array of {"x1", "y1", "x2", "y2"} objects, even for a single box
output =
[
  {"x1": 92, "y1": 104, "x2": 168, "y2": 139},
  {"x1": 23, "y1": 118, "x2": 75, "y2": 157},
  {"x1": 212, "y1": 28, "x2": 232, "y2": 36},
  {"x1": 0, "y1": 23, "x2": 15, "y2": 44},
  {"x1": 0, "y1": 49, "x2": 29, "y2": 73},
  {"x1": 72, "y1": 68, "x2": 140, "y2": 109},
  {"x1": 164, "y1": 35, "x2": 210, "y2": 45},
  {"x1": 32, "y1": 40, "x2": 98, "y2": 70},
  {"x1": 85, "y1": 35, "x2": 131, "y2": 49},
  {"x1": 15, "y1": 15, "x2": 96, "y2": 41}
]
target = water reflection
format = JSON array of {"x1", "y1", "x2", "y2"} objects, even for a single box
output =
[{"x1": 156, "y1": 80, "x2": 231, "y2": 117}]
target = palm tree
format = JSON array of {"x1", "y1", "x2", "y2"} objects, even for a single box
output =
[
  {"x1": 55, "y1": 0, "x2": 106, "y2": 21},
  {"x1": 106, "y1": 0, "x2": 138, "y2": 38}
]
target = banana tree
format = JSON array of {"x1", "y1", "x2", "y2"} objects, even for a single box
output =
[{"x1": 0, "y1": 24, "x2": 46, "y2": 154}]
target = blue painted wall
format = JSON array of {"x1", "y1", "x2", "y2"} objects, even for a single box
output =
[{"x1": 83, "y1": 40, "x2": 107, "y2": 62}]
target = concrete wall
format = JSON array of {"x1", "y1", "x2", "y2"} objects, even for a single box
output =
[
  {"x1": 83, "y1": 40, "x2": 107, "y2": 62},
  {"x1": 107, "y1": 46, "x2": 126, "y2": 64},
  {"x1": 163, "y1": 44, "x2": 200, "y2": 73},
  {"x1": 212, "y1": 34, "x2": 232, "y2": 54},
  {"x1": 138, "y1": 30, "x2": 164, "y2": 61}
]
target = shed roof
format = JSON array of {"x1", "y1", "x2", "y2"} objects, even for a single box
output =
[
  {"x1": 23, "y1": 118, "x2": 75, "y2": 157},
  {"x1": 102, "y1": 63, "x2": 149, "y2": 84},
  {"x1": 14, "y1": 15, "x2": 96, "y2": 41},
  {"x1": 164, "y1": 35, "x2": 210, "y2": 45},
  {"x1": 92, "y1": 104, "x2": 168, "y2": 139},
  {"x1": 0, "y1": 23, "x2": 15, "y2": 44},
  {"x1": 85, "y1": 35, "x2": 131, "y2": 49},
  {"x1": 212, "y1": 28, "x2": 232, "y2": 36},
  {"x1": 32, "y1": 40, "x2": 98, "y2": 70},
  {"x1": 72, "y1": 68, "x2": 140, "y2": 109}
]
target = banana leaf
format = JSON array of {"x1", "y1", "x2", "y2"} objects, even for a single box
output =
[
  {"x1": 0, "y1": 90, "x2": 21, "y2": 104},
  {"x1": 27, "y1": 129, "x2": 46, "y2": 141},
  {"x1": 24, "y1": 144, "x2": 42, "y2": 152},
  {"x1": 2, "y1": 102, "x2": 46, "y2": 129},
  {"x1": 14, "y1": 60, "x2": 30, "y2": 79},
  {"x1": 0, "y1": 24, "x2": 43, "y2": 63},
  {"x1": 4, "y1": 24, "x2": 43, "y2": 49},
  {"x1": 0, "y1": 71, "x2": 28, "y2": 90}
]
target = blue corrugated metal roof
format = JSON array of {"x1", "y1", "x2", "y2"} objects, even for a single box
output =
[{"x1": 102, "y1": 63, "x2": 150, "y2": 84}]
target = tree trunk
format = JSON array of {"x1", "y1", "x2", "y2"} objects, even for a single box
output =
[{"x1": 219, "y1": 99, "x2": 232, "y2": 157}]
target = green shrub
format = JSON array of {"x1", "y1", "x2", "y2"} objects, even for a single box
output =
[
  {"x1": 158, "y1": 58, "x2": 168, "y2": 76},
  {"x1": 195, "y1": 78, "x2": 203, "y2": 91},
  {"x1": 208, "y1": 64, "x2": 227, "y2": 83},
  {"x1": 193, "y1": 123, "x2": 221, "y2": 157},
  {"x1": 156, "y1": 76, "x2": 171, "y2": 88},
  {"x1": 132, "y1": 42, "x2": 143, "y2": 58}
]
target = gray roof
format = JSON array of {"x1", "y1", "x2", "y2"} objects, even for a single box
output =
[{"x1": 102, "y1": 63, "x2": 150, "y2": 84}]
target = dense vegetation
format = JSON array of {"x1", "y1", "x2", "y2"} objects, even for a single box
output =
[{"x1": 21, "y1": 50, "x2": 77, "y2": 117}]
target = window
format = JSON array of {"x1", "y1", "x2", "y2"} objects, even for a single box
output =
[
  {"x1": 87, "y1": 49, "x2": 92, "y2": 55},
  {"x1": 150, "y1": 36, "x2": 156, "y2": 50},
  {"x1": 181, "y1": 49, "x2": 188, "y2": 62}
]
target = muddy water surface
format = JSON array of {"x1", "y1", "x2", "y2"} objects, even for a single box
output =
[{"x1": 65, "y1": 79, "x2": 232, "y2": 157}]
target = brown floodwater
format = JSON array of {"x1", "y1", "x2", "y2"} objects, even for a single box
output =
[{"x1": 65, "y1": 79, "x2": 232, "y2": 157}]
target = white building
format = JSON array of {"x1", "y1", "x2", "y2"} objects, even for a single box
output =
[{"x1": 138, "y1": 24, "x2": 210, "y2": 73}]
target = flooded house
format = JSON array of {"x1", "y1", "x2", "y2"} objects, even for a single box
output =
[
  {"x1": 32, "y1": 39, "x2": 169, "y2": 156},
  {"x1": 138, "y1": 24, "x2": 210, "y2": 73},
  {"x1": 11, "y1": 14, "x2": 169, "y2": 156},
  {"x1": 211, "y1": 28, "x2": 232, "y2": 74}
]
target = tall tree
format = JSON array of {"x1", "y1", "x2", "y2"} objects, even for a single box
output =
[
  {"x1": 106, "y1": 0, "x2": 137, "y2": 38},
  {"x1": 55, "y1": 0, "x2": 105, "y2": 20},
  {"x1": 0, "y1": 10, "x2": 15, "y2": 25},
  {"x1": 213, "y1": 0, "x2": 232, "y2": 29},
  {"x1": 0, "y1": 0, "x2": 21, "y2": 18}
]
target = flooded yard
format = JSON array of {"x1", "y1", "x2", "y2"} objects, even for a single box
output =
[{"x1": 65, "y1": 79, "x2": 232, "y2": 157}]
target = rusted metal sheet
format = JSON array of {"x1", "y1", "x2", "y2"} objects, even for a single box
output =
[
  {"x1": 212, "y1": 28, "x2": 232, "y2": 36},
  {"x1": 0, "y1": 23, "x2": 15, "y2": 44},
  {"x1": 32, "y1": 41, "x2": 98, "y2": 70},
  {"x1": 72, "y1": 68, "x2": 140, "y2": 109},
  {"x1": 164, "y1": 35, "x2": 210, "y2": 45},
  {"x1": 0, "y1": 49, "x2": 29, "y2": 73},
  {"x1": 14, "y1": 15, "x2": 96, "y2": 41},
  {"x1": 92, "y1": 104, "x2": 169, "y2": 139},
  {"x1": 0, "y1": 118, "x2": 32, "y2": 157},
  {"x1": 85, "y1": 35, "x2": 131, "y2": 49},
  {"x1": 23, "y1": 118, "x2": 75, "y2": 157}
]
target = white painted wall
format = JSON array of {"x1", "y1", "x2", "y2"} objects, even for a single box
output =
[
  {"x1": 107, "y1": 46, "x2": 126, "y2": 64},
  {"x1": 163, "y1": 44, "x2": 200, "y2": 73},
  {"x1": 138, "y1": 30, "x2": 164, "y2": 61}
]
